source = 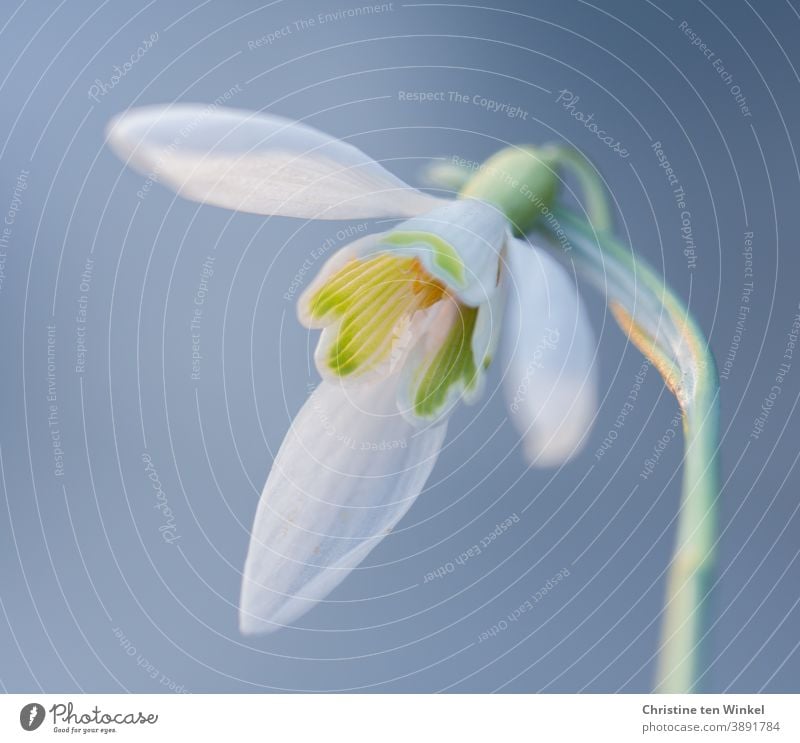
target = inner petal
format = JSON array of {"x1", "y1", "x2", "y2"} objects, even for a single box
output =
[
  {"x1": 404, "y1": 302, "x2": 481, "y2": 420},
  {"x1": 365, "y1": 199, "x2": 508, "y2": 307},
  {"x1": 305, "y1": 253, "x2": 447, "y2": 379}
]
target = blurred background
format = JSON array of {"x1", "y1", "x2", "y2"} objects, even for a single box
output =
[{"x1": 0, "y1": 0, "x2": 798, "y2": 692}]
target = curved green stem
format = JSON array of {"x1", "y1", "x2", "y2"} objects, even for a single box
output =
[
  {"x1": 547, "y1": 146, "x2": 615, "y2": 234},
  {"x1": 539, "y1": 209, "x2": 720, "y2": 693},
  {"x1": 430, "y1": 142, "x2": 720, "y2": 690}
]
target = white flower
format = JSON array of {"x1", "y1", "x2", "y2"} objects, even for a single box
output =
[{"x1": 107, "y1": 105, "x2": 598, "y2": 633}]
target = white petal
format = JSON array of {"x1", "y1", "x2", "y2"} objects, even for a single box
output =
[
  {"x1": 240, "y1": 376, "x2": 446, "y2": 634},
  {"x1": 502, "y1": 238, "x2": 597, "y2": 466},
  {"x1": 396, "y1": 283, "x2": 504, "y2": 425},
  {"x1": 396, "y1": 299, "x2": 464, "y2": 424},
  {"x1": 296, "y1": 233, "x2": 381, "y2": 329},
  {"x1": 312, "y1": 299, "x2": 440, "y2": 388},
  {"x1": 369, "y1": 199, "x2": 507, "y2": 305},
  {"x1": 394, "y1": 242, "x2": 508, "y2": 425},
  {"x1": 106, "y1": 105, "x2": 443, "y2": 219},
  {"x1": 297, "y1": 235, "x2": 444, "y2": 386}
]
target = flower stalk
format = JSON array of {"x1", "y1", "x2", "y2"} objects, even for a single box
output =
[
  {"x1": 539, "y1": 204, "x2": 720, "y2": 694},
  {"x1": 435, "y1": 144, "x2": 721, "y2": 692}
]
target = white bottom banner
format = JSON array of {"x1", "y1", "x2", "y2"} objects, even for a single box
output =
[{"x1": 0, "y1": 694, "x2": 797, "y2": 742}]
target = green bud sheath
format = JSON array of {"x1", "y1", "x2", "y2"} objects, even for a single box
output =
[{"x1": 458, "y1": 146, "x2": 559, "y2": 234}]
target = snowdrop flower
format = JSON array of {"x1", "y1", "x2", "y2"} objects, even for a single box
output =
[{"x1": 107, "y1": 105, "x2": 597, "y2": 634}]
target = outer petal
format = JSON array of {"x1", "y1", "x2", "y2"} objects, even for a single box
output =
[
  {"x1": 502, "y1": 238, "x2": 597, "y2": 466},
  {"x1": 370, "y1": 199, "x2": 507, "y2": 305},
  {"x1": 240, "y1": 376, "x2": 447, "y2": 634},
  {"x1": 106, "y1": 105, "x2": 443, "y2": 219}
]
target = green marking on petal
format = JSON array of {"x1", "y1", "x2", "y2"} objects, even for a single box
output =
[
  {"x1": 305, "y1": 254, "x2": 397, "y2": 322},
  {"x1": 304, "y1": 252, "x2": 446, "y2": 378},
  {"x1": 413, "y1": 304, "x2": 479, "y2": 417},
  {"x1": 381, "y1": 231, "x2": 466, "y2": 287}
]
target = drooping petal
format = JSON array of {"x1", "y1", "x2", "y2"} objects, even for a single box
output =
[
  {"x1": 502, "y1": 238, "x2": 597, "y2": 466},
  {"x1": 239, "y1": 376, "x2": 447, "y2": 634},
  {"x1": 106, "y1": 105, "x2": 443, "y2": 219},
  {"x1": 368, "y1": 199, "x2": 507, "y2": 306}
]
